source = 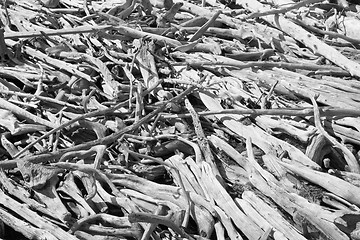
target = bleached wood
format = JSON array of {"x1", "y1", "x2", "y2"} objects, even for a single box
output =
[{"x1": 238, "y1": 0, "x2": 360, "y2": 77}]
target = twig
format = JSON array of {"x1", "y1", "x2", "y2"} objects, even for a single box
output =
[
  {"x1": 4, "y1": 25, "x2": 113, "y2": 39},
  {"x1": 184, "y1": 98, "x2": 205, "y2": 163},
  {"x1": 290, "y1": 17, "x2": 360, "y2": 45},
  {"x1": 134, "y1": 83, "x2": 143, "y2": 123},
  {"x1": 16, "y1": 45, "x2": 94, "y2": 84},
  {"x1": 189, "y1": 10, "x2": 221, "y2": 42},
  {"x1": 126, "y1": 150, "x2": 192, "y2": 227},
  {"x1": 69, "y1": 213, "x2": 132, "y2": 233},
  {"x1": 117, "y1": 0, "x2": 137, "y2": 19},
  {"x1": 13, "y1": 77, "x2": 166, "y2": 159},
  {"x1": 322, "y1": 192, "x2": 360, "y2": 211},
  {"x1": 113, "y1": 25, "x2": 182, "y2": 48},
  {"x1": 52, "y1": 162, "x2": 125, "y2": 199},
  {"x1": 160, "y1": 107, "x2": 360, "y2": 119},
  {"x1": 0, "y1": 98, "x2": 57, "y2": 128},
  {"x1": 260, "y1": 80, "x2": 278, "y2": 109},
  {"x1": 0, "y1": 27, "x2": 9, "y2": 61},
  {"x1": 107, "y1": 0, "x2": 132, "y2": 15},
  {"x1": 259, "y1": 227, "x2": 273, "y2": 240},
  {"x1": 0, "y1": 89, "x2": 83, "y2": 111},
  {"x1": 240, "y1": 0, "x2": 360, "y2": 77},
  {"x1": 3, "y1": 86, "x2": 197, "y2": 169},
  {"x1": 123, "y1": 134, "x2": 203, "y2": 164},
  {"x1": 0, "y1": 189, "x2": 78, "y2": 240},
  {"x1": 184, "y1": 98, "x2": 225, "y2": 187},
  {"x1": 159, "y1": 3, "x2": 183, "y2": 26},
  {"x1": 140, "y1": 205, "x2": 167, "y2": 240},
  {"x1": 128, "y1": 212, "x2": 195, "y2": 240},
  {"x1": 242, "y1": 0, "x2": 323, "y2": 20},
  {"x1": 170, "y1": 52, "x2": 350, "y2": 72},
  {"x1": 2, "y1": 0, "x2": 11, "y2": 27},
  {"x1": 83, "y1": 0, "x2": 92, "y2": 17}
]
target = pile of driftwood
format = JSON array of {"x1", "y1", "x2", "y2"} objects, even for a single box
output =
[{"x1": 0, "y1": 0, "x2": 360, "y2": 239}]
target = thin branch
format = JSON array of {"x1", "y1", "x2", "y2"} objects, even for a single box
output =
[
  {"x1": 160, "y1": 107, "x2": 360, "y2": 119},
  {"x1": 3, "y1": 86, "x2": 197, "y2": 169},
  {"x1": 242, "y1": 0, "x2": 323, "y2": 20},
  {"x1": 4, "y1": 25, "x2": 113, "y2": 39}
]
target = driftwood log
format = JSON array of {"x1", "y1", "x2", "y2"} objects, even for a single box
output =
[{"x1": 0, "y1": 0, "x2": 359, "y2": 239}]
